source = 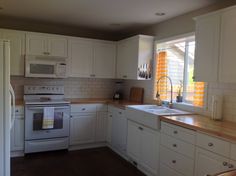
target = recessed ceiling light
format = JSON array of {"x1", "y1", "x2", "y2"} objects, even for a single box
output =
[{"x1": 155, "y1": 12, "x2": 165, "y2": 16}]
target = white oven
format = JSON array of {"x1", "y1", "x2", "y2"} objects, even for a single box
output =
[{"x1": 25, "y1": 55, "x2": 67, "y2": 78}]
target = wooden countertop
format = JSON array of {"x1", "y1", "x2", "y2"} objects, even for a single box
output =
[
  {"x1": 160, "y1": 114, "x2": 236, "y2": 141},
  {"x1": 214, "y1": 170, "x2": 236, "y2": 176}
]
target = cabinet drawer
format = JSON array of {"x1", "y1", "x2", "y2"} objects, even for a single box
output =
[
  {"x1": 15, "y1": 106, "x2": 24, "y2": 115},
  {"x1": 196, "y1": 132, "x2": 230, "y2": 157},
  {"x1": 160, "y1": 163, "x2": 184, "y2": 176},
  {"x1": 161, "y1": 133, "x2": 195, "y2": 158},
  {"x1": 160, "y1": 146, "x2": 194, "y2": 176},
  {"x1": 161, "y1": 122, "x2": 196, "y2": 144},
  {"x1": 96, "y1": 104, "x2": 107, "y2": 112},
  {"x1": 71, "y1": 104, "x2": 97, "y2": 113},
  {"x1": 230, "y1": 143, "x2": 236, "y2": 160}
]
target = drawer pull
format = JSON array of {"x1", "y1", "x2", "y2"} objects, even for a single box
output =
[
  {"x1": 208, "y1": 143, "x2": 214, "y2": 147},
  {"x1": 172, "y1": 144, "x2": 177, "y2": 147},
  {"x1": 15, "y1": 110, "x2": 19, "y2": 113},
  {"x1": 172, "y1": 160, "x2": 176, "y2": 164},
  {"x1": 119, "y1": 112, "x2": 122, "y2": 114},
  {"x1": 228, "y1": 164, "x2": 234, "y2": 168},
  {"x1": 222, "y1": 162, "x2": 228, "y2": 166},
  {"x1": 173, "y1": 130, "x2": 178, "y2": 134},
  {"x1": 82, "y1": 108, "x2": 86, "y2": 111},
  {"x1": 138, "y1": 127, "x2": 143, "y2": 131},
  {"x1": 109, "y1": 115, "x2": 112, "y2": 117}
]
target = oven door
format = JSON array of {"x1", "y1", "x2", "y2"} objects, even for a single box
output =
[{"x1": 25, "y1": 104, "x2": 70, "y2": 140}]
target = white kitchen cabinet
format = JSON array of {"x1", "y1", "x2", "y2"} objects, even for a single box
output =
[
  {"x1": 194, "y1": 12, "x2": 221, "y2": 82},
  {"x1": 93, "y1": 41, "x2": 116, "y2": 78},
  {"x1": 26, "y1": 33, "x2": 67, "y2": 57},
  {"x1": 127, "y1": 120, "x2": 159, "y2": 176},
  {"x1": 0, "y1": 29, "x2": 25, "y2": 76},
  {"x1": 70, "y1": 113, "x2": 96, "y2": 145},
  {"x1": 107, "y1": 112, "x2": 112, "y2": 144},
  {"x1": 69, "y1": 38, "x2": 94, "y2": 77},
  {"x1": 160, "y1": 163, "x2": 183, "y2": 176},
  {"x1": 109, "y1": 106, "x2": 127, "y2": 155},
  {"x1": 116, "y1": 35, "x2": 154, "y2": 80},
  {"x1": 195, "y1": 147, "x2": 231, "y2": 176},
  {"x1": 95, "y1": 112, "x2": 107, "y2": 142},
  {"x1": 11, "y1": 106, "x2": 24, "y2": 151},
  {"x1": 219, "y1": 7, "x2": 236, "y2": 83}
]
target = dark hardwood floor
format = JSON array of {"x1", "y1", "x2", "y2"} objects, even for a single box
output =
[{"x1": 11, "y1": 147, "x2": 145, "y2": 176}]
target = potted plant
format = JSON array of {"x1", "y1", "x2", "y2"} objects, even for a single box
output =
[{"x1": 176, "y1": 80, "x2": 183, "y2": 102}]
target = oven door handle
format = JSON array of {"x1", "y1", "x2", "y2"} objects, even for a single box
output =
[{"x1": 27, "y1": 106, "x2": 69, "y2": 110}]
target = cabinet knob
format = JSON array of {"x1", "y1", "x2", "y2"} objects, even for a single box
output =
[
  {"x1": 138, "y1": 127, "x2": 143, "y2": 131},
  {"x1": 109, "y1": 115, "x2": 112, "y2": 117},
  {"x1": 222, "y1": 162, "x2": 228, "y2": 166},
  {"x1": 43, "y1": 52, "x2": 50, "y2": 55},
  {"x1": 123, "y1": 75, "x2": 127, "y2": 78},
  {"x1": 119, "y1": 112, "x2": 122, "y2": 114},
  {"x1": 172, "y1": 160, "x2": 176, "y2": 164},
  {"x1": 208, "y1": 142, "x2": 214, "y2": 147},
  {"x1": 82, "y1": 108, "x2": 86, "y2": 111},
  {"x1": 172, "y1": 144, "x2": 177, "y2": 148},
  {"x1": 173, "y1": 130, "x2": 178, "y2": 134}
]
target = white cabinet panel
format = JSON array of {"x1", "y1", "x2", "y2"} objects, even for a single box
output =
[
  {"x1": 160, "y1": 163, "x2": 183, "y2": 176},
  {"x1": 69, "y1": 39, "x2": 93, "y2": 77},
  {"x1": 95, "y1": 112, "x2": 107, "y2": 142},
  {"x1": 195, "y1": 147, "x2": 231, "y2": 176},
  {"x1": 2, "y1": 30, "x2": 25, "y2": 76},
  {"x1": 219, "y1": 8, "x2": 236, "y2": 83},
  {"x1": 107, "y1": 112, "x2": 112, "y2": 144},
  {"x1": 194, "y1": 13, "x2": 220, "y2": 82},
  {"x1": 69, "y1": 113, "x2": 96, "y2": 145},
  {"x1": 93, "y1": 42, "x2": 116, "y2": 78},
  {"x1": 48, "y1": 37, "x2": 68, "y2": 57},
  {"x1": 140, "y1": 125, "x2": 159, "y2": 175},
  {"x1": 26, "y1": 34, "x2": 47, "y2": 56},
  {"x1": 11, "y1": 116, "x2": 24, "y2": 151},
  {"x1": 127, "y1": 120, "x2": 141, "y2": 162}
]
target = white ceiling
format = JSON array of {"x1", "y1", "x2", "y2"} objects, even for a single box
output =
[{"x1": 0, "y1": 0, "x2": 218, "y2": 32}]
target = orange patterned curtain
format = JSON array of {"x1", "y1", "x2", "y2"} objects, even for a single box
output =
[
  {"x1": 193, "y1": 82, "x2": 205, "y2": 107},
  {"x1": 156, "y1": 51, "x2": 168, "y2": 100}
]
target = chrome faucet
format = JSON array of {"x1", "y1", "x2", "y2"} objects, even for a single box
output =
[{"x1": 156, "y1": 75, "x2": 173, "y2": 108}]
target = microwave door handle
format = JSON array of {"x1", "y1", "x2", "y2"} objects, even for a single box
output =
[{"x1": 9, "y1": 84, "x2": 16, "y2": 129}]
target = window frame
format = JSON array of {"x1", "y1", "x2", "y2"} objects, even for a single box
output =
[{"x1": 154, "y1": 32, "x2": 208, "y2": 109}]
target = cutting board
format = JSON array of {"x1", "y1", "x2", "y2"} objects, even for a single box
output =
[{"x1": 129, "y1": 87, "x2": 144, "y2": 103}]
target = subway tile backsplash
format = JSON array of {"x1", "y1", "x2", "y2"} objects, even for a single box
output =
[{"x1": 11, "y1": 76, "x2": 116, "y2": 100}]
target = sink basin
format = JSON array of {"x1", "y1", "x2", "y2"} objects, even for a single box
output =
[{"x1": 127, "y1": 104, "x2": 191, "y2": 116}]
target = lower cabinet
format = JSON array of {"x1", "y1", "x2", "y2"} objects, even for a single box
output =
[
  {"x1": 111, "y1": 108, "x2": 127, "y2": 154},
  {"x1": 95, "y1": 112, "x2": 107, "y2": 142},
  {"x1": 127, "y1": 120, "x2": 159, "y2": 176},
  {"x1": 70, "y1": 113, "x2": 96, "y2": 145},
  {"x1": 160, "y1": 163, "x2": 183, "y2": 176},
  {"x1": 195, "y1": 147, "x2": 232, "y2": 176},
  {"x1": 11, "y1": 116, "x2": 24, "y2": 151}
]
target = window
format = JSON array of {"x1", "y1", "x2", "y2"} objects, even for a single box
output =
[{"x1": 155, "y1": 35, "x2": 205, "y2": 107}]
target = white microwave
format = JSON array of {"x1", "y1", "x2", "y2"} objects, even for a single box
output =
[{"x1": 25, "y1": 56, "x2": 67, "y2": 78}]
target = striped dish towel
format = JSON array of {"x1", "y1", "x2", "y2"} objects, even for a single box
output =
[{"x1": 42, "y1": 107, "x2": 54, "y2": 129}]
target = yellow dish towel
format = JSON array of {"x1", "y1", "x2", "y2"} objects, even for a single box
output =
[{"x1": 42, "y1": 107, "x2": 54, "y2": 129}]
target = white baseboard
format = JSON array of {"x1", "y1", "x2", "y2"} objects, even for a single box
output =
[
  {"x1": 11, "y1": 151, "x2": 24, "y2": 158},
  {"x1": 69, "y1": 142, "x2": 107, "y2": 151}
]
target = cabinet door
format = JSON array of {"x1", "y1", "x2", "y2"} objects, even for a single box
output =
[
  {"x1": 93, "y1": 42, "x2": 116, "y2": 78},
  {"x1": 127, "y1": 120, "x2": 141, "y2": 162},
  {"x1": 11, "y1": 117, "x2": 24, "y2": 151},
  {"x1": 69, "y1": 113, "x2": 96, "y2": 145},
  {"x1": 194, "y1": 13, "x2": 220, "y2": 82},
  {"x1": 26, "y1": 33, "x2": 47, "y2": 56},
  {"x1": 69, "y1": 39, "x2": 93, "y2": 77},
  {"x1": 219, "y1": 8, "x2": 236, "y2": 83},
  {"x1": 107, "y1": 112, "x2": 112, "y2": 144},
  {"x1": 48, "y1": 36, "x2": 68, "y2": 57},
  {"x1": 116, "y1": 38, "x2": 138, "y2": 79},
  {"x1": 2, "y1": 30, "x2": 25, "y2": 76},
  {"x1": 140, "y1": 126, "x2": 159, "y2": 175},
  {"x1": 195, "y1": 148, "x2": 230, "y2": 176},
  {"x1": 96, "y1": 112, "x2": 107, "y2": 142}
]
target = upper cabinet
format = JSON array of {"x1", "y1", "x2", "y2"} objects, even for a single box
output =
[
  {"x1": 0, "y1": 29, "x2": 25, "y2": 76},
  {"x1": 194, "y1": 6, "x2": 236, "y2": 83},
  {"x1": 68, "y1": 37, "x2": 116, "y2": 78},
  {"x1": 116, "y1": 35, "x2": 154, "y2": 80},
  {"x1": 26, "y1": 33, "x2": 68, "y2": 58},
  {"x1": 194, "y1": 13, "x2": 221, "y2": 82}
]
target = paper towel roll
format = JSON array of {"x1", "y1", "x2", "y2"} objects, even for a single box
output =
[{"x1": 211, "y1": 95, "x2": 223, "y2": 121}]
